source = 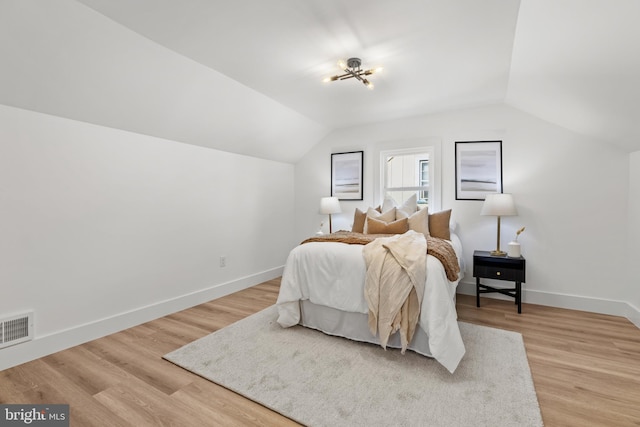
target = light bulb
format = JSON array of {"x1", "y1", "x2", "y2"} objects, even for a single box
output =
[
  {"x1": 322, "y1": 77, "x2": 331, "y2": 83},
  {"x1": 337, "y1": 59, "x2": 347, "y2": 69},
  {"x1": 374, "y1": 67, "x2": 384, "y2": 74}
]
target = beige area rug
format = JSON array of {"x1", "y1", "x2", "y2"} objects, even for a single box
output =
[{"x1": 164, "y1": 306, "x2": 543, "y2": 427}]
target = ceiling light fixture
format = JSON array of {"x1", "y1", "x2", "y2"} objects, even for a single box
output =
[{"x1": 323, "y1": 58, "x2": 382, "y2": 89}]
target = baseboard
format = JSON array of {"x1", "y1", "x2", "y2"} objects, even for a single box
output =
[
  {"x1": 457, "y1": 280, "x2": 639, "y2": 326},
  {"x1": 0, "y1": 266, "x2": 284, "y2": 372},
  {"x1": 626, "y1": 302, "x2": 640, "y2": 329}
]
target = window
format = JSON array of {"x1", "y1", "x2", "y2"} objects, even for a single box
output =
[
  {"x1": 419, "y1": 159, "x2": 429, "y2": 203},
  {"x1": 379, "y1": 145, "x2": 440, "y2": 211}
]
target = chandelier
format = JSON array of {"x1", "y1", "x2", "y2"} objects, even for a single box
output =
[{"x1": 323, "y1": 58, "x2": 383, "y2": 89}]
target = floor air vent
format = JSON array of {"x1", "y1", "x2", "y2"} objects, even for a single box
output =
[{"x1": 0, "y1": 312, "x2": 34, "y2": 349}]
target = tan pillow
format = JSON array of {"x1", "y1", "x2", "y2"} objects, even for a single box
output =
[
  {"x1": 429, "y1": 209, "x2": 451, "y2": 240},
  {"x1": 397, "y1": 206, "x2": 429, "y2": 238},
  {"x1": 364, "y1": 207, "x2": 396, "y2": 233},
  {"x1": 366, "y1": 217, "x2": 409, "y2": 234},
  {"x1": 351, "y1": 208, "x2": 366, "y2": 233}
]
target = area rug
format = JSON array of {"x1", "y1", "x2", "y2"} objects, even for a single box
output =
[{"x1": 164, "y1": 306, "x2": 543, "y2": 427}]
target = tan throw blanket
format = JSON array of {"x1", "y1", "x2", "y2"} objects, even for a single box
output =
[
  {"x1": 362, "y1": 230, "x2": 426, "y2": 353},
  {"x1": 302, "y1": 231, "x2": 460, "y2": 281}
]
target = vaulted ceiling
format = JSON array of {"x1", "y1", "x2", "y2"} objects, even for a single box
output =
[{"x1": 1, "y1": 0, "x2": 639, "y2": 163}]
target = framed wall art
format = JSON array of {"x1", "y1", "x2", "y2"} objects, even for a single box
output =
[
  {"x1": 455, "y1": 141, "x2": 503, "y2": 200},
  {"x1": 331, "y1": 151, "x2": 363, "y2": 200}
]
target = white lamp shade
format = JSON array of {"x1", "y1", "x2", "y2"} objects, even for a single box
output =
[
  {"x1": 320, "y1": 197, "x2": 341, "y2": 214},
  {"x1": 480, "y1": 193, "x2": 518, "y2": 216}
]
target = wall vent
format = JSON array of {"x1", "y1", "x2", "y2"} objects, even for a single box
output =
[{"x1": 0, "y1": 312, "x2": 34, "y2": 349}]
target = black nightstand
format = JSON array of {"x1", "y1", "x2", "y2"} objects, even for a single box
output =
[{"x1": 473, "y1": 250, "x2": 526, "y2": 313}]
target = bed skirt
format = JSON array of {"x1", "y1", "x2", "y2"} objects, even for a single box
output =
[{"x1": 299, "y1": 300, "x2": 434, "y2": 357}]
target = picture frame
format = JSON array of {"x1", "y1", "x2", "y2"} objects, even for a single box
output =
[
  {"x1": 455, "y1": 141, "x2": 503, "y2": 200},
  {"x1": 331, "y1": 151, "x2": 363, "y2": 200}
]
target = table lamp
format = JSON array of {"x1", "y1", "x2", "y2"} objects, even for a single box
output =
[
  {"x1": 480, "y1": 193, "x2": 517, "y2": 256},
  {"x1": 320, "y1": 197, "x2": 341, "y2": 234}
]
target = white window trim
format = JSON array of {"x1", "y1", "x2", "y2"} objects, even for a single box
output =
[{"x1": 376, "y1": 142, "x2": 442, "y2": 212}]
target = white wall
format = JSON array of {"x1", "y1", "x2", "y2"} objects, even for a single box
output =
[
  {"x1": 0, "y1": 104, "x2": 295, "y2": 369},
  {"x1": 628, "y1": 151, "x2": 640, "y2": 326},
  {"x1": 295, "y1": 104, "x2": 633, "y2": 316}
]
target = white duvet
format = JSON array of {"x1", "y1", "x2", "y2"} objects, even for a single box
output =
[{"x1": 276, "y1": 234, "x2": 466, "y2": 373}]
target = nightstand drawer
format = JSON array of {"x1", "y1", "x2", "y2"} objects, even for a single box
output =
[{"x1": 474, "y1": 265, "x2": 521, "y2": 281}]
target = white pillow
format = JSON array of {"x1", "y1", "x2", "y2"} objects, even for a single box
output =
[
  {"x1": 396, "y1": 206, "x2": 429, "y2": 238},
  {"x1": 364, "y1": 207, "x2": 396, "y2": 233},
  {"x1": 381, "y1": 196, "x2": 397, "y2": 213},
  {"x1": 380, "y1": 194, "x2": 417, "y2": 218},
  {"x1": 397, "y1": 194, "x2": 418, "y2": 218}
]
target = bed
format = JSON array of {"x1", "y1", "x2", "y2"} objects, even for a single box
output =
[{"x1": 276, "y1": 208, "x2": 466, "y2": 373}]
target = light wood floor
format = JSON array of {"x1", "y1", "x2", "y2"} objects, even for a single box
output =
[{"x1": 1, "y1": 278, "x2": 639, "y2": 426}]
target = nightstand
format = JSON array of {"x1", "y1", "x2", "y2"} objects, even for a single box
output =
[{"x1": 473, "y1": 250, "x2": 526, "y2": 313}]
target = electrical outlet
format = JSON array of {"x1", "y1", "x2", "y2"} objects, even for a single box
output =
[{"x1": 219, "y1": 256, "x2": 226, "y2": 267}]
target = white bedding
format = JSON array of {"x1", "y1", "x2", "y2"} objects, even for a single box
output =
[{"x1": 276, "y1": 233, "x2": 466, "y2": 373}]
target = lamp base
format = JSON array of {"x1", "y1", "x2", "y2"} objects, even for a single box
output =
[{"x1": 490, "y1": 250, "x2": 507, "y2": 256}]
